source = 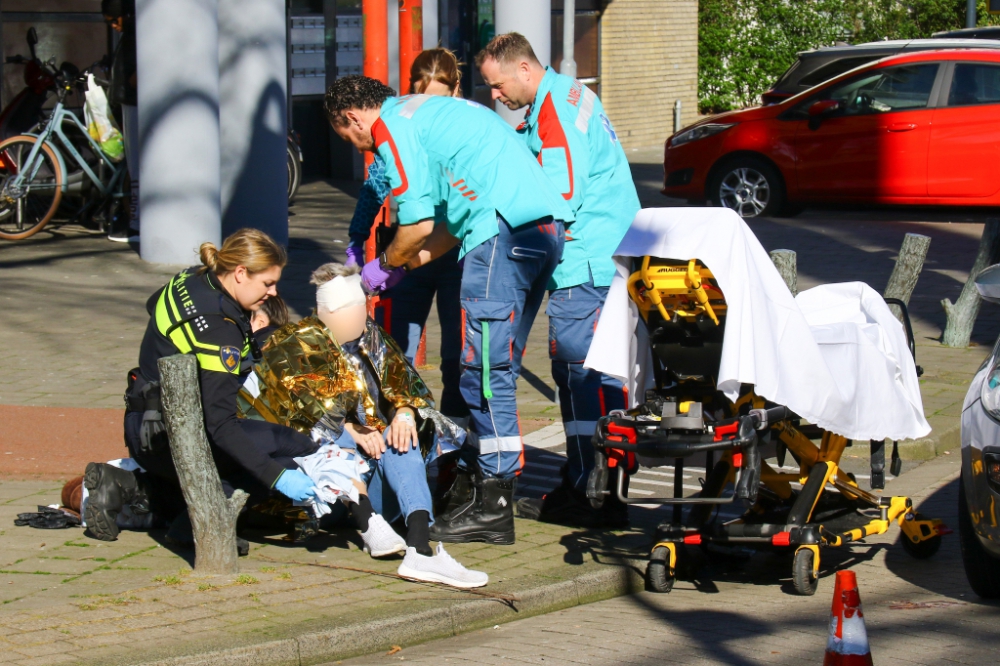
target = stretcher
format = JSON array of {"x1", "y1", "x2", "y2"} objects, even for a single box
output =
[{"x1": 586, "y1": 256, "x2": 946, "y2": 595}]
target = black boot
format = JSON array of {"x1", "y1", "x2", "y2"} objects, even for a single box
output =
[
  {"x1": 430, "y1": 474, "x2": 515, "y2": 545},
  {"x1": 435, "y1": 466, "x2": 476, "y2": 519},
  {"x1": 84, "y1": 463, "x2": 148, "y2": 541}
]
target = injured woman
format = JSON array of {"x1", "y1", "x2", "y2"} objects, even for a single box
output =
[{"x1": 238, "y1": 262, "x2": 486, "y2": 588}]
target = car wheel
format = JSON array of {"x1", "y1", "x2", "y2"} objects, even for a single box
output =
[
  {"x1": 959, "y1": 475, "x2": 1000, "y2": 598},
  {"x1": 710, "y1": 157, "x2": 786, "y2": 218}
]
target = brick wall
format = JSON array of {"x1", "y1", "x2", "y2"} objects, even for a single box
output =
[{"x1": 600, "y1": 0, "x2": 698, "y2": 151}]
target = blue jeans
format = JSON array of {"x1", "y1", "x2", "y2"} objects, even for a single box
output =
[
  {"x1": 547, "y1": 279, "x2": 628, "y2": 492},
  {"x1": 380, "y1": 246, "x2": 467, "y2": 418},
  {"x1": 458, "y1": 215, "x2": 564, "y2": 479},
  {"x1": 335, "y1": 429, "x2": 434, "y2": 526}
]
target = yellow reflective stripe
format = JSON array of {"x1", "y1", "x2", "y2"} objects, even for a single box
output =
[
  {"x1": 197, "y1": 353, "x2": 234, "y2": 373},
  {"x1": 168, "y1": 328, "x2": 193, "y2": 354},
  {"x1": 165, "y1": 276, "x2": 183, "y2": 321},
  {"x1": 154, "y1": 286, "x2": 176, "y2": 337},
  {"x1": 184, "y1": 322, "x2": 220, "y2": 351}
]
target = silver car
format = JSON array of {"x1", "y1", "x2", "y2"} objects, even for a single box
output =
[{"x1": 959, "y1": 264, "x2": 1000, "y2": 597}]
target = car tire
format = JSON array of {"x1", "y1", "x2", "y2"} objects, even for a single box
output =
[
  {"x1": 709, "y1": 156, "x2": 787, "y2": 219},
  {"x1": 958, "y1": 475, "x2": 1000, "y2": 598}
]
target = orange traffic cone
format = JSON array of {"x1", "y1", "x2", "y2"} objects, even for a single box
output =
[{"x1": 823, "y1": 570, "x2": 873, "y2": 666}]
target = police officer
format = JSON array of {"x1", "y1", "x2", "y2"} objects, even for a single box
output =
[
  {"x1": 345, "y1": 48, "x2": 468, "y2": 420},
  {"x1": 324, "y1": 76, "x2": 572, "y2": 544},
  {"x1": 84, "y1": 228, "x2": 321, "y2": 542},
  {"x1": 477, "y1": 33, "x2": 640, "y2": 528}
]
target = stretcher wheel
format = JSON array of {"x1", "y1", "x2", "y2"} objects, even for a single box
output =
[
  {"x1": 646, "y1": 546, "x2": 675, "y2": 593},
  {"x1": 901, "y1": 513, "x2": 941, "y2": 560},
  {"x1": 792, "y1": 548, "x2": 818, "y2": 596}
]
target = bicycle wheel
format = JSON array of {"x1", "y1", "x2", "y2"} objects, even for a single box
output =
[{"x1": 0, "y1": 136, "x2": 63, "y2": 240}]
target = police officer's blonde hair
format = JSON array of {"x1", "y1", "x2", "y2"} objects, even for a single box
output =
[
  {"x1": 198, "y1": 228, "x2": 287, "y2": 276},
  {"x1": 475, "y1": 32, "x2": 540, "y2": 69}
]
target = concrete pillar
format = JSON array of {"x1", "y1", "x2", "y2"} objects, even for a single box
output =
[
  {"x1": 423, "y1": 0, "x2": 439, "y2": 50},
  {"x1": 137, "y1": 0, "x2": 221, "y2": 264},
  {"x1": 560, "y1": 0, "x2": 576, "y2": 79},
  {"x1": 218, "y1": 0, "x2": 288, "y2": 244},
  {"x1": 494, "y1": 0, "x2": 550, "y2": 126}
]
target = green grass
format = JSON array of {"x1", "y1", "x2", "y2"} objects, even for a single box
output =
[
  {"x1": 153, "y1": 574, "x2": 182, "y2": 585},
  {"x1": 277, "y1": 572, "x2": 292, "y2": 581},
  {"x1": 197, "y1": 583, "x2": 219, "y2": 592},
  {"x1": 79, "y1": 595, "x2": 139, "y2": 611},
  {"x1": 235, "y1": 574, "x2": 258, "y2": 586},
  {"x1": 259, "y1": 566, "x2": 276, "y2": 573}
]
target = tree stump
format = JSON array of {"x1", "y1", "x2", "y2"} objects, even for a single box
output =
[
  {"x1": 769, "y1": 249, "x2": 797, "y2": 296},
  {"x1": 158, "y1": 354, "x2": 248, "y2": 574},
  {"x1": 942, "y1": 218, "x2": 1000, "y2": 348},
  {"x1": 884, "y1": 233, "x2": 931, "y2": 323}
]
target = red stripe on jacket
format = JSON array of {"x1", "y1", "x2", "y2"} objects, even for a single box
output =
[
  {"x1": 536, "y1": 93, "x2": 574, "y2": 201},
  {"x1": 371, "y1": 118, "x2": 409, "y2": 197}
]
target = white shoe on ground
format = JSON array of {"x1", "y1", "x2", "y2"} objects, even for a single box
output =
[
  {"x1": 397, "y1": 543, "x2": 488, "y2": 588},
  {"x1": 360, "y1": 514, "x2": 407, "y2": 558}
]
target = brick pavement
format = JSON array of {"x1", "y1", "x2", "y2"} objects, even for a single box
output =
[{"x1": 338, "y1": 452, "x2": 1000, "y2": 666}]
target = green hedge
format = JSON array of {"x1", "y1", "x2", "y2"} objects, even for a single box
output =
[{"x1": 698, "y1": 0, "x2": 1000, "y2": 115}]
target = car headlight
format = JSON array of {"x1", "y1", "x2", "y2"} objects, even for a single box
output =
[
  {"x1": 669, "y1": 123, "x2": 736, "y2": 148},
  {"x1": 981, "y1": 356, "x2": 1000, "y2": 420}
]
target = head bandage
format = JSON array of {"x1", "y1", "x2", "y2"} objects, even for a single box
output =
[{"x1": 316, "y1": 274, "x2": 366, "y2": 313}]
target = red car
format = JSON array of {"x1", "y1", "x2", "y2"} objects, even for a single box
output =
[{"x1": 663, "y1": 49, "x2": 1000, "y2": 217}]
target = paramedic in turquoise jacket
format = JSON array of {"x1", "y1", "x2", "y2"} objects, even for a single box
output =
[
  {"x1": 324, "y1": 75, "x2": 572, "y2": 545},
  {"x1": 478, "y1": 33, "x2": 641, "y2": 529}
]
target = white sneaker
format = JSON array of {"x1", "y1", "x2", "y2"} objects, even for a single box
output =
[
  {"x1": 397, "y1": 543, "x2": 488, "y2": 589},
  {"x1": 360, "y1": 514, "x2": 407, "y2": 558}
]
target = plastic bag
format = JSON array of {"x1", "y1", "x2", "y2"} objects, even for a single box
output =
[{"x1": 84, "y1": 74, "x2": 124, "y2": 162}]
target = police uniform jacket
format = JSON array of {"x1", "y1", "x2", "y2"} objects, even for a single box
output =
[{"x1": 137, "y1": 266, "x2": 313, "y2": 488}]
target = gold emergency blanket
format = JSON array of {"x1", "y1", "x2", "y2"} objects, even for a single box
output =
[{"x1": 242, "y1": 315, "x2": 431, "y2": 435}]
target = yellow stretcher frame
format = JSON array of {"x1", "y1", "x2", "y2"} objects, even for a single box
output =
[{"x1": 623, "y1": 257, "x2": 944, "y2": 593}]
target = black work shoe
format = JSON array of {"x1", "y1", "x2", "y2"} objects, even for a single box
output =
[
  {"x1": 83, "y1": 463, "x2": 146, "y2": 541},
  {"x1": 430, "y1": 474, "x2": 515, "y2": 545},
  {"x1": 435, "y1": 466, "x2": 476, "y2": 519}
]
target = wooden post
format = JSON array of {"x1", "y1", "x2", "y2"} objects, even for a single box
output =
[
  {"x1": 158, "y1": 354, "x2": 248, "y2": 574},
  {"x1": 884, "y1": 233, "x2": 931, "y2": 323},
  {"x1": 769, "y1": 249, "x2": 797, "y2": 296},
  {"x1": 942, "y1": 218, "x2": 1000, "y2": 348}
]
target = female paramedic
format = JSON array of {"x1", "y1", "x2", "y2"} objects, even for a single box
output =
[
  {"x1": 83, "y1": 228, "x2": 321, "y2": 543},
  {"x1": 345, "y1": 48, "x2": 469, "y2": 420}
]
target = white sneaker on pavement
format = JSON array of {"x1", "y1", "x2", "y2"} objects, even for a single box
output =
[
  {"x1": 397, "y1": 543, "x2": 488, "y2": 588},
  {"x1": 360, "y1": 514, "x2": 407, "y2": 558}
]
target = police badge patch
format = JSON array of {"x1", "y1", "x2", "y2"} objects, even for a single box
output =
[{"x1": 220, "y1": 346, "x2": 241, "y2": 372}]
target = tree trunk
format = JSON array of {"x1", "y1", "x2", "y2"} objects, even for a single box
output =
[
  {"x1": 884, "y1": 233, "x2": 931, "y2": 323},
  {"x1": 941, "y1": 218, "x2": 1000, "y2": 348},
  {"x1": 158, "y1": 354, "x2": 248, "y2": 574},
  {"x1": 769, "y1": 249, "x2": 797, "y2": 296}
]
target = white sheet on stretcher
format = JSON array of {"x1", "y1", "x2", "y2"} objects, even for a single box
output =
[{"x1": 583, "y1": 207, "x2": 930, "y2": 443}]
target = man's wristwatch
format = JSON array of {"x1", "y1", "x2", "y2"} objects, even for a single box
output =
[{"x1": 379, "y1": 251, "x2": 409, "y2": 272}]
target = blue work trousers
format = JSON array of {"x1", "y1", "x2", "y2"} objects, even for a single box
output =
[
  {"x1": 336, "y1": 429, "x2": 435, "y2": 526},
  {"x1": 458, "y1": 215, "x2": 564, "y2": 479},
  {"x1": 380, "y1": 246, "x2": 467, "y2": 418},
  {"x1": 547, "y1": 280, "x2": 628, "y2": 492}
]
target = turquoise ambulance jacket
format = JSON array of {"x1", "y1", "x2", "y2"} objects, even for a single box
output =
[
  {"x1": 517, "y1": 68, "x2": 640, "y2": 288},
  {"x1": 372, "y1": 95, "x2": 573, "y2": 257}
]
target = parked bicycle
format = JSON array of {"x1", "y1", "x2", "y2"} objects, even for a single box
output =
[{"x1": 0, "y1": 62, "x2": 126, "y2": 241}]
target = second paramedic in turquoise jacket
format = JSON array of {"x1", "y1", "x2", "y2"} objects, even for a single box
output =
[
  {"x1": 324, "y1": 75, "x2": 572, "y2": 545},
  {"x1": 478, "y1": 33, "x2": 641, "y2": 529}
]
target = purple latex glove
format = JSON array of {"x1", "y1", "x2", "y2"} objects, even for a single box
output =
[
  {"x1": 345, "y1": 244, "x2": 365, "y2": 267},
  {"x1": 361, "y1": 258, "x2": 406, "y2": 293}
]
